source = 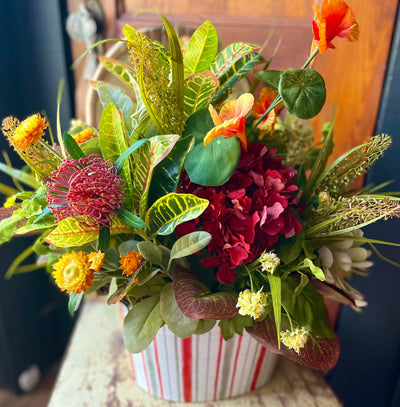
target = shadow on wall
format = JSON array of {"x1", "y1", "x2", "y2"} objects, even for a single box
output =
[{"x1": 0, "y1": 0, "x2": 75, "y2": 393}]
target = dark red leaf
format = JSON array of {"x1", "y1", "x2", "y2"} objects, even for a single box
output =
[
  {"x1": 172, "y1": 265, "x2": 239, "y2": 320},
  {"x1": 246, "y1": 316, "x2": 340, "y2": 370}
]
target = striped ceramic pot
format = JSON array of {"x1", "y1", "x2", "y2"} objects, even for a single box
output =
[{"x1": 126, "y1": 322, "x2": 278, "y2": 402}]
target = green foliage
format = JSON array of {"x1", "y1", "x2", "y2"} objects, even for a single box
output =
[
  {"x1": 184, "y1": 73, "x2": 219, "y2": 118},
  {"x1": 183, "y1": 108, "x2": 241, "y2": 186},
  {"x1": 68, "y1": 293, "x2": 83, "y2": 316},
  {"x1": 279, "y1": 68, "x2": 326, "y2": 119},
  {"x1": 148, "y1": 136, "x2": 194, "y2": 207},
  {"x1": 132, "y1": 134, "x2": 180, "y2": 216},
  {"x1": 255, "y1": 70, "x2": 283, "y2": 89},
  {"x1": 184, "y1": 20, "x2": 218, "y2": 76},
  {"x1": 99, "y1": 102, "x2": 133, "y2": 209},
  {"x1": 123, "y1": 297, "x2": 164, "y2": 353},
  {"x1": 303, "y1": 258, "x2": 325, "y2": 281},
  {"x1": 145, "y1": 193, "x2": 209, "y2": 237},
  {"x1": 281, "y1": 276, "x2": 335, "y2": 338},
  {"x1": 268, "y1": 274, "x2": 282, "y2": 347},
  {"x1": 123, "y1": 22, "x2": 184, "y2": 135},
  {"x1": 63, "y1": 132, "x2": 85, "y2": 159},
  {"x1": 160, "y1": 283, "x2": 199, "y2": 337}
]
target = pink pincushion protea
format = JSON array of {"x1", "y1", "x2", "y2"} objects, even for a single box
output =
[
  {"x1": 46, "y1": 154, "x2": 125, "y2": 228},
  {"x1": 177, "y1": 141, "x2": 301, "y2": 284}
]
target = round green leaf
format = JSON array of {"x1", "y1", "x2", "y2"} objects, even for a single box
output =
[
  {"x1": 185, "y1": 136, "x2": 240, "y2": 186},
  {"x1": 279, "y1": 68, "x2": 326, "y2": 120}
]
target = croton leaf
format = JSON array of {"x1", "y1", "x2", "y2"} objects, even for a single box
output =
[
  {"x1": 145, "y1": 193, "x2": 209, "y2": 237},
  {"x1": 45, "y1": 216, "x2": 134, "y2": 248},
  {"x1": 132, "y1": 134, "x2": 180, "y2": 216},
  {"x1": 99, "y1": 102, "x2": 133, "y2": 210},
  {"x1": 184, "y1": 20, "x2": 218, "y2": 76},
  {"x1": 98, "y1": 55, "x2": 137, "y2": 91},
  {"x1": 184, "y1": 72, "x2": 219, "y2": 118},
  {"x1": 148, "y1": 136, "x2": 194, "y2": 208},
  {"x1": 172, "y1": 265, "x2": 239, "y2": 320},
  {"x1": 279, "y1": 68, "x2": 326, "y2": 120},
  {"x1": 246, "y1": 315, "x2": 340, "y2": 370}
]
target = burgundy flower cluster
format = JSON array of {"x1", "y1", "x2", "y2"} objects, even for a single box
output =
[{"x1": 177, "y1": 141, "x2": 301, "y2": 284}]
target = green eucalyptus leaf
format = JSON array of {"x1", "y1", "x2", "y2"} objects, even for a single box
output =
[
  {"x1": 218, "y1": 319, "x2": 236, "y2": 340},
  {"x1": 160, "y1": 283, "x2": 199, "y2": 338},
  {"x1": 99, "y1": 226, "x2": 110, "y2": 251},
  {"x1": 145, "y1": 193, "x2": 209, "y2": 237},
  {"x1": 68, "y1": 292, "x2": 83, "y2": 317},
  {"x1": 170, "y1": 231, "x2": 211, "y2": 261},
  {"x1": 123, "y1": 297, "x2": 164, "y2": 353},
  {"x1": 279, "y1": 68, "x2": 326, "y2": 120},
  {"x1": 277, "y1": 230, "x2": 306, "y2": 265},
  {"x1": 193, "y1": 319, "x2": 216, "y2": 335},
  {"x1": 128, "y1": 276, "x2": 167, "y2": 297},
  {"x1": 137, "y1": 241, "x2": 164, "y2": 266}
]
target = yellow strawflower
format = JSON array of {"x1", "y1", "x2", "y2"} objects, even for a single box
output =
[
  {"x1": 119, "y1": 250, "x2": 143, "y2": 276},
  {"x1": 236, "y1": 288, "x2": 267, "y2": 319},
  {"x1": 260, "y1": 251, "x2": 280, "y2": 274},
  {"x1": 53, "y1": 251, "x2": 96, "y2": 294},
  {"x1": 11, "y1": 113, "x2": 48, "y2": 149},
  {"x1": 88, "y1": 251, "x2": 105, "y2": 272},
  {"x1": 72, "y1": 127, "x2": 97, "y2": 145},
  {"x1": 280, "y1": 327, "x2": 309, "y2": 354}
]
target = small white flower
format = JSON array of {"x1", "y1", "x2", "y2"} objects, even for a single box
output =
[
  {"x1": 280, "y1": 327, "x2": 309, "y2": 354},
  {"x1": 260, "y1": 251, "x2": 280, "y2": 274},
  {"x1": 236, "y1": 288, "x2": 268, "y2": 319}
]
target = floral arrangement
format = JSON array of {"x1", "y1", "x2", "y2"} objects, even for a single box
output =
[{"x1": 1, "y1": 0, "x2": 399, "y2": 371}]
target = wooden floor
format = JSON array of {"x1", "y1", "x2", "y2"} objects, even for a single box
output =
[{"x1": 0, "y1": 362, "x2": 59, "y2": 407}]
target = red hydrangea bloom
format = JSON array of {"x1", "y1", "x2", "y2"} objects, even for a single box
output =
[
  {"x1": 177, "y1": 141, "x2": 301, "y2": 284},
  {"x1": 46, "y1": 154, "x2": 125, "y2": 228}
]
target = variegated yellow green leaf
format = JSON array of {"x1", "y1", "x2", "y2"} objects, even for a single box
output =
[
  {"x1": 145, "y1": 193, "x2": 209, "y2": 237},
  {"x1": 213, "y1": 51, "x2": 263, "y2": 104},
  {"x1": 45, "y1": 216, "x2": 135, "y2": 248},
  {"x1": 184, "y1": 72, "x2": 219, "y2": 118},
  {"x1": 184, "y1": 20, "x2": 218, "y2": 76},
  {"x1": 133, "y1": 134, "x2": 180, "y2": 216},
  {"x1": 99, "y1": 102, "x2": 133, "y2": 210},
  {"x1": 45, "y1": 216, "x2": 100, "y2": 247},
  {"x1": 98, "y1": 56, "x2": 137, "y2": 90},
  {"x1": 210, "y1": 42, "x2": 260, "y2": 78}
]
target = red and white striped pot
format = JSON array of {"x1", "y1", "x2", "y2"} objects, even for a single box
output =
[{"x1": 124, "y1": 320, "x2": 278, "y2": 402}]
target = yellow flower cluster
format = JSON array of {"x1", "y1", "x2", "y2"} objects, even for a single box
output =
[
  {"x1": 236, "y1": 288, "x2": 267, "y2": 319},
  {"x1": 280, "y1": 327, "x2": 309, "y2": 354},
  {"x1": 260, "y1": 251, "x2": 280, "y2": 274},
  {"x1": 52, "y1": 250, "x2": 104, "y2": 294}
]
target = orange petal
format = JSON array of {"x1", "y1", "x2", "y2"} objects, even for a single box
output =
[
  {"x1": 219, "y1": 93, "x2": 254, "y2": 121},
  {"x1": 208, "y1": 104, "x2": 222, "y2": 125},
  {"x1": 204, "y1": 117, "x2": 247, "y2": 150}
]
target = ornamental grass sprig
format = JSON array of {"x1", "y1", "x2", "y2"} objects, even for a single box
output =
[
  {"x1": 317, "y1": 134, "x2": 392, "y2": 198},
  {"x1": 307, "y1": 193, "x2": 400, "y2": 238}
]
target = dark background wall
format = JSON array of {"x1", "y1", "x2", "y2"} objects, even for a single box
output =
[
  {"x1": 327, "y1": 4, "x2": 400, "y2": 407},
  {"x1": 0, "y1": 0, "x2": 75, "y2": 392}
]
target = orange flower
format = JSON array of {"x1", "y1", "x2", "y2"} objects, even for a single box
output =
[
  {"x1": 11, "y1": 113, "x2": 48, "y2": 150},
  {"x1": 312, "y1": 0, "x2": 359, "y2": 54},
  {"x1": 52, "y1": 251, "x2": 96, "y2": 294},
  {"x1": 119, "y1": 250, "x2": 143, "y2": 276},
  {"x1": 73, "y1": 127, "x2": 97, "y2": 145},
  {"x1": 252, "y1": 87, "x2": 283, "y2": 134},
  {"x1": 204, "y1": 93, "x2": 254, "y2": 151}
]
